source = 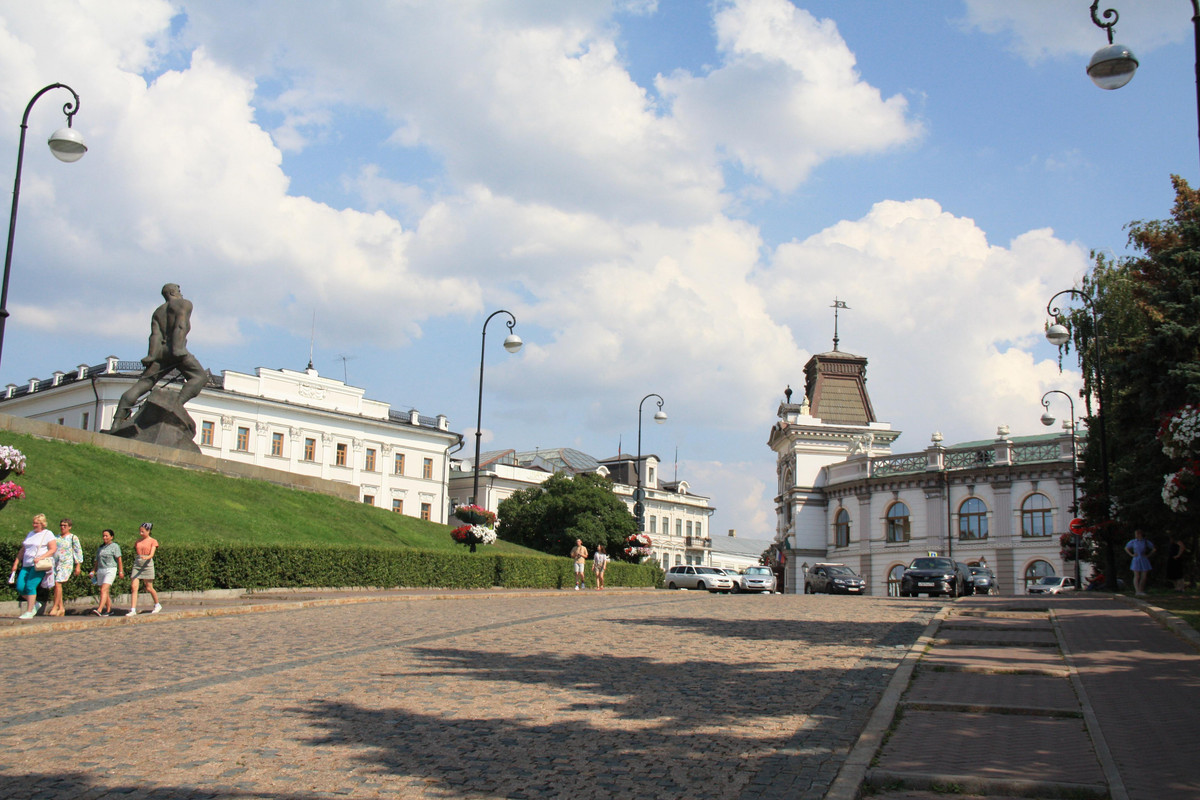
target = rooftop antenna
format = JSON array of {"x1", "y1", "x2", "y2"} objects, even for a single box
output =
[
  {"x1": 307, "y1": 310, "x2": 316, "y2": 371},
  {"x1": 831, "y1": 298, "x2": 849, "y2": 351},
  {"x1": 335, "y1": 354, "x2": 356, "y2": 384},
  {"x1": 674, "y1": 445, "x2": 678, "y2": 482}
]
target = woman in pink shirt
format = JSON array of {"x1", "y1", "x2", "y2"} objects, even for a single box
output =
[{"x1": 127, "y1": 523, "x2": 161, "y2": 615}]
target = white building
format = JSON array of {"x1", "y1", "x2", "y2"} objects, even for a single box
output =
[
  {"x1": 0, "y1": 357, "x2": 461, "y2": 523},
  {"x1": 451, "y1": 447, "x2": 715, "y2": 567},
  {"x1": 770, "y1": 348, "x2": 1075, "y2": 596}
]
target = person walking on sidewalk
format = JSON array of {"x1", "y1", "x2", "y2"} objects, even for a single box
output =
[
  {"x1": 48, "y1": 518, "x2": 83, "y2": 616},
  {"x1": 89, "y1": 529, "x2": 124, "y2": 616},
  {"x1": 570, "y1": 539, "x2": 588, "y2": 590},
  {"x1": 1125, "y1": 529, "x2": 1156, "y2": 596},
  {"x1": 1166, "y1": 534, "x2": 1187, "y2": 592},
  {"x1": 127, "y1": 523, "x2": 161, "y2": 615},
  {"x1": 8, "y1": 514, "x2": 57, "y2": 619},
  {"x1": 593, "y1": 544, "x2": 608, "y2": 590}
]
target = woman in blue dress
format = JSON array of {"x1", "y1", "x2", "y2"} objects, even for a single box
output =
[{"x1": 1125, "y1": 529, "x2": 1156, "y2": 596}]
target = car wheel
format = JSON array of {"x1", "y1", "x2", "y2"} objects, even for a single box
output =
[
  {"x1": 949, "y1": 583, "x2": 959, "y2": 598},
  {"x1": 668, "y1": 582, "x2": 677, "y2": 590},
  {"x1": 696, "y1": 581, "x2": 706, "y2": 591},
  {"x1": 804, "y1": 584, "x2": 813, "y2": 594}
]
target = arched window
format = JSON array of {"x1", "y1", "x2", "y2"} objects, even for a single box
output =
[
  {"x1": 886, "y1": 502, "x2": 910, "y2": 543},
  {"x1": 958, "y1": 497, "x2": 988, "y2": 540},
  {"x1": 834, "y1": 508, "x2": 850, "y2": 548},
  {"x1": 1021, "y1": 493, "x2": 1053, "y2": 538},
  {"x1": 887, "y1": 564, "x2": 906, "y2": 597},
  {"x1": 1024, "y1": 559, "x2": 1056, "y2": 591}
]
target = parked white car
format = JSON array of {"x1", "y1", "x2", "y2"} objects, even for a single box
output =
[
  {"x1": 1028, "y1": 576, "x2": 1078, "y2": 595},
  {"x1": 662, "y1": 565, "x2": 734, "y2": 593}
]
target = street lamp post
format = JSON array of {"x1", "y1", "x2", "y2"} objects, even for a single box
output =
[
  {"x1": 1, "y1": 83, "x2": 87, "y2": 372},
  {"x1": 1086, "y1": 2, "x2": 1200, "y2": 168},
  {"x1": 471, "y1": 309, "x2": 522, "y2": 508},
  {"x1": 1045, "y1": 289, "x2": 1116, "y2": 590},
  {"x1": 1041, "y1": 389, "x2": 1082, "y2": 589},
  {"x1": 634, "y1": 393, "x2": 667, "y2": 532}
]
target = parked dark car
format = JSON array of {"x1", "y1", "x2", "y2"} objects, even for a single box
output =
[
  {"x1": 899, "y1": 557, "x2": 969, "y2": 598},
  {"x1": 967, "y1": 566, "x2": 996, "y2": 595},
  {"x1": 805, "y1": 563, "x2": 866, "y2": 594}
]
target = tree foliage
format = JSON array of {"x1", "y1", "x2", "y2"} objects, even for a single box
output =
[
  {"x1": 1057, "y1": 176, "x2": 1200, "y2": 577},
  {"x1": 496, "y1": 471, "x2": 640, "y2": 561}
]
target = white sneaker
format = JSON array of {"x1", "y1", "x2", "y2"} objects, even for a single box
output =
[
  {"x1": 151, "y1": 603, "x2": 162, "y2": 614},
  {"x1": 126, "y1": 609, "x2": 138, "y2": 616},
  {"x1": 33, "y1": 601, "x2": 42, "y2": 614},
  {"x1": 18, "y1": 610, "x2": 34, "y2": 620}
]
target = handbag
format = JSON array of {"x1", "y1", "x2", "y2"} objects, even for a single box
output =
[{"x1": 34, "y1": 556, "x2": 53, "y2": 572}]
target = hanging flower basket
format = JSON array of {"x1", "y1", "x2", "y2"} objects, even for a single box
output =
[
  {"x1": 0, "y1": 481, "x2": 25, "y2": 510},
  {"x1": 624, "y1": 532, "x2": 652, "y2": 558},
  {"x1": 451, "y1": 524, "x2": 498, "y2": 552},
  {"x1": 0, "y1": 445, "x2": 26, "y2": 481},
  {"x1": 453, "y1": 504, "x2": 497, "y2": 526},
  {"x1": 1159, "y1": 404, "x2": 1200, "y2": 460}
]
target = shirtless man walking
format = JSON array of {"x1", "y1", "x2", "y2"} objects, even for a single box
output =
[{"x1": 570, "y1": 539, "x2": 588, "y2": 590}]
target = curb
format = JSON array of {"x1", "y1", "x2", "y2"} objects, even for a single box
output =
[
  {"x1": 0, "y1": 587, "x2": 657, "y2": 638},
  {"x1": 824, "y1": 603, "x2": 953, "y2": 800},
  {"x1": 863, "y1": 769, "x2": 1107, "y2": 799},
  {"x1": 1120, "y1": 594, "x2": 1200, "y2": 653}
]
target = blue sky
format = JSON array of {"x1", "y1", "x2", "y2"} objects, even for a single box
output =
[{"x1": 0, "y1": 0, "x2": 1194, "y2": 538}]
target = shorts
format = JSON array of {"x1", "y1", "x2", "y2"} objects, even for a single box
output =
[
  {"x1": 95, "y1": 567, "x2": 117, "y2": 586},
  {"x1": 574, "y1": 562, "x2": 585, "y2": 574},
  {"x1": 130, "y1": 558, "x2": 155, "y2": 581},
  {"x1": 15, "y1": 566, "x2": 44, "y2": 596}
]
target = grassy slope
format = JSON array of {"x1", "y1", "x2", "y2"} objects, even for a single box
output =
[{"x1": 0, "y1": 431, "x2": 538, "y2": 555}]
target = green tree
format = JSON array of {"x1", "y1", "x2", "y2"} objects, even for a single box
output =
[
  {"x1": 1057, "y1": 176, "x2": 1200, "y2": 581},
  {"x1": 496, "y1": 472, "x2": 640, "y2": 560}
]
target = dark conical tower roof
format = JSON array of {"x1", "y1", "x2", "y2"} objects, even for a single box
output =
[{"x1": 803, "y1": 350, "x2": 876, "y2": 425}]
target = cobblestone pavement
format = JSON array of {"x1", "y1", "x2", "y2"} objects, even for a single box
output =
[{"x1": 0, "y1": 592, "x2": 933, "y2": 799}]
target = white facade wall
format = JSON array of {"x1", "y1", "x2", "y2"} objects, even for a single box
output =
[{"x1": 0, "y1": 360, "x2": 460, "y2": 523}]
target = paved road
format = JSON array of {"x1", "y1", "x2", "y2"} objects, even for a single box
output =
[{"x1": 0, "y1": 592, "x2": 933, "y2": 799}]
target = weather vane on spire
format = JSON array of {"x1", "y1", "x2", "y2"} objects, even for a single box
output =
[{"x1": 831, "y1": 298, "x2": 849, "y2": 351}]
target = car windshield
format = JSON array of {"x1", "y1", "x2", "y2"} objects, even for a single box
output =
[
  {"x1": 1036, "y1": 577, "x2": 1063, "y2": 585},
  {"x1": 697, "y1": 567, "x2": 721, "y2": 574},
  {"x1": 745, "y1": 567, "x2": 771, "y2": 575},
  {"x1": 826, "y1": 566, "x2": 855, "y2": 576},
  {"x1": 910, "y1": 558, "x2": 953, "y2": 570}
]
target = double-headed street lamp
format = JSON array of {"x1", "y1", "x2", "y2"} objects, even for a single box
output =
[
  {"x1": 471, "y1": 309, "x2": 522, "y2": 507},
  {"x1": 1085, "y1": 2, "x2": 1200, "y2": 167},
  {"x1": 1041, "y1": 389, "x2": 1082, "y2": 589},
  {"x1": 634, "y1": 393, "x2": 667, "y2": 532},
  {"x1": 1045, "y1": 289, "x2": 1116, "y2": 590},
  {"x1": 1, "y1": 83, "x2": 87, "y2": 371}
]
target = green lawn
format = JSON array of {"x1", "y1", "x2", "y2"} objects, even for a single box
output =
[{"x1": 0, "y1": 430, "x2": 534, "y2": 555}]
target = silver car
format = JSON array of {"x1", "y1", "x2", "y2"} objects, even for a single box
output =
[
  {"x1": 1028, "y1": 576, "x2": 1077, "y2": 595},
  {"x1": 739, "y1": 565, "x2": 777, "y2": 593},
  {"x1": 662, "y1": 565, "x2": 734, "y2": 592}
]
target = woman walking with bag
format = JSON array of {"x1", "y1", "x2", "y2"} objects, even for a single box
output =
[
  {"x1": 7, "y1": 514, "x2": 57, "y2": 619},
  {"x1": 48, "y1": 518, "x2": 83, "y2": 616},
  {"x1": 127, "y1": 523, "x2": 161, "y2": 616}
]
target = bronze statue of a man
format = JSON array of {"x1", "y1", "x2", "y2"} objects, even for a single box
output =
[{"x1": 112, "y1": 283, "x2": 207, "y2": 425}]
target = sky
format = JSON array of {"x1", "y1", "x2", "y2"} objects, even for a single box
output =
[{"x1": 0, "y1": 0, "x2": 1195, "y2": 539}]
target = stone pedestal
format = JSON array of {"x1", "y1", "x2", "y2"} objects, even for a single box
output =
[{"x1": 106, "y1": 388, "x2": 201, "y2": 453}]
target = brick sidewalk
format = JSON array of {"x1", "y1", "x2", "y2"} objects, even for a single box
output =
[{"x1": 856, "y1": 594, "x2": 1200, "y2": 800}]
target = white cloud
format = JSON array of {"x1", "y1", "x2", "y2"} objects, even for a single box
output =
[
  {"x1": 961, "y1": 0, "x2": 1187, "y2": 63},
  {"x1": 657, "y1": 0, "x2": 922, "y2": 191},
  {"x1": 757, "y1": 198, "x2": 1089, "y2": 447}
]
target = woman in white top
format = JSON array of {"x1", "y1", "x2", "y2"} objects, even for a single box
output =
[
  {"x1": 8, "y1": 514, "x2": 57, "y2": 619},
  {"x1": 593, "y1": 545, "x2": 609, "y2": 590}
]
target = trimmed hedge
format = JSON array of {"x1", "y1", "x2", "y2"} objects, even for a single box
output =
[{"x1": 0, "y1": 542, "x2": 663, "y2": 600}]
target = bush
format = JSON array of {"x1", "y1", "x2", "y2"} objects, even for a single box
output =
[{"x1": 0, "y1": 542, "x2": 661, "y2": 601}]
